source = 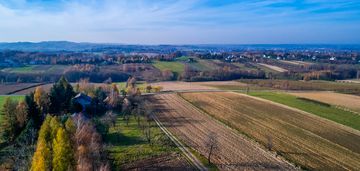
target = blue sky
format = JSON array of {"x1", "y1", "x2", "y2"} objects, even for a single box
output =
[{"x1": 0, "y1": 0, "x2": 359, "y2": 44}]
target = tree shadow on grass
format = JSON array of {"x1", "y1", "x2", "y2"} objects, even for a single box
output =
[{"x1": 106, "y1": 132, "x2": 145, "y2": 146}]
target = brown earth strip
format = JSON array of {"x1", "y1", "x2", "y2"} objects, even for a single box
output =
[
  {"x1": 152, "y1": 93, "x2": 296, "y2": 171},
  {"x1": 180, "y1": 92, "x2": 360, "y2": 170}
]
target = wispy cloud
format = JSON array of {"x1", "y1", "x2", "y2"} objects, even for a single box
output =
[{"x1": 0, "y1": 0, "x2": 359, "y2": 44}]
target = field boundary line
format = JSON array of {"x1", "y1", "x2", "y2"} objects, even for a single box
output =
[
  {"x1": 175, "y1": 93, "x2": 298, "y2": 170},
  {"x1": 235, "y1": 92, "x2": 360, "y2": 136},
  {"x1": 5, "y1": 82, "x2": 50, "y2": 95},
  {"x1": 152, "y1": 114, "x2": 207, "y2": 171}
]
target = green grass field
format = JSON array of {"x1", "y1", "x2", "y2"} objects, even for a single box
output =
[
  {"x1": 1, "y1": 65, "x2": 69, "y2": 74},
  {"x1": 152, "y1": 61, "x2": 185, "y2": 74},
  {"x1": 105, "y1": 115, "x2": 178, "y2": 170},
  {"x1": 248, "y1": 91, "x2": 360, "y2": 131},
  {"x1": 1, "y1": 66, "x2": 36, "y2": 73}
]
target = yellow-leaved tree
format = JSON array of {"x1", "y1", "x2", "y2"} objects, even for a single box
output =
[
  {"x1": 30, "y1": 116, "x2": 52, "y2": 171},
  {"x1": 52, "y1": 127, "x2": 74, "y2": 171},
  {"x1": 30, "y1": 139, "x2": 51, "y2": 171}
]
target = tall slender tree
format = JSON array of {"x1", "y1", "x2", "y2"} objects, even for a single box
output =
[
  {"x1": 1, "y1": 97, "x2": 18, "y2": 142},
  {"x1": 31, "y1": 116, "x2": 52, "y2": 171},
  {"x1": 34, "y1": 86, "x2": 49, "y2": 114},
  {"x1": 52, "y1": 127, "x2": 74, "y2": 171},
  {"x1": 49, "y1": 76, "x2": 75, "y2": 114},
  {"x1": 25, "y1": 92, "x2": 42, "y2": 129}
]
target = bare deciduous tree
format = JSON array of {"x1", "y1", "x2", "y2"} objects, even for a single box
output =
[
  {"x1": 266, "y1": 135, "x2": 273, "y2": 151},
  {"x1": 205, "y1": 132, "x2": 218, "y2": 164}
]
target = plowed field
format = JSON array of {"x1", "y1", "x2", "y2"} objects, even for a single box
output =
[
  {"x1": 152, "y1": 93, "x2": 295, "y2": 171},
  {"x1": 290, "y1": 91, "x2": 360, "y2": 112},
  {"x1": 180, "y1": 92, "x2": 360, "y2": 170}
]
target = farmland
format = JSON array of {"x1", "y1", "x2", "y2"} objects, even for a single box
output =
[
  {"x1": 258, "y1": 63, "x2": 288, "y2": 72},
  {"x1": 1, "y1": 65, "x2": 69, "y2": 74},
  {"x1": 240, "y1": 79, "x2": 360, "y2": 94},
  {"x1": 105, "y1": 113, "x2": 192, "y2": 170},
  {"x1": 290, "y1": 91, "x2": 360, "y2": 113},
  {"x1": 249, "y1": 91, "x2": 360, "y2": 131},
  {"x1": 152, "y1": 93, "x2": 295, "y2": 170},
  {"x1": 180, "y1": 92, "x2": 360, "y2": 170},
  {"x1": 149, "y1": 81, "x2": 215, "y2": 91},
  {"x1": 152, "y1": 61, "x2": 185, "y2": 75},
  {"x1": 0, "y1": 83, "x2": 43, "y2": 95}
]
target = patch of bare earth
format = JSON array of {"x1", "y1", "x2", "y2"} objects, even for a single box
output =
[
  {"x1": 152, "y1": 93, "x2": 296, "y2": 171},
  {"x1": 121, "y1": 153, "x2": 195, "y2": 171}
]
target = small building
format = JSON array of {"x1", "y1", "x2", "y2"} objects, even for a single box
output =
[{"x1": 73, "y1": 93, "x2": 92, "y2": 112}]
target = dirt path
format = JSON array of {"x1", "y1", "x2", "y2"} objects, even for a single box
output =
[
  {"x1": 153, "y1": 115, "x2": 207, "y2": 171},
  {"x1": 151, "y1": 93, "x2": 296, "y2": 171}
]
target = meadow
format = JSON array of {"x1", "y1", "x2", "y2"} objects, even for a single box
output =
[
  {"x1": 1, "y1": 65, "x2": 69, "y2": 74},
  {"x1": 105, "y1": 114, "x2": 183, "y2": 170},
  {"x1": 152, "y1": 61, "x2": 184, "y2": 75}
]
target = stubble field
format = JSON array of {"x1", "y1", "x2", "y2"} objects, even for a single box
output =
[
  {"x1": 180, "y1": 92, "x2": 360, "y2": 170},
  {"x1": 152, "y1": 93, "x2": 295, "y2": 170},
  {"x1": 289, "y1": 91, "x2": 360, "y2": 113}
]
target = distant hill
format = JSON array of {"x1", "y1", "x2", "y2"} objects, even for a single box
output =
[
  {"x1": 0, "y1": 41, "x2": 359, "y2": 52},
  {"x1": 0, "y1": 41, "x2": 110, "y2": 52}
]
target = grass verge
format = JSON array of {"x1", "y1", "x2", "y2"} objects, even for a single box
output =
[
  {"x1": 105, "y1": 115, "x2": 179, "y2": 170},
  {"x1": 248, "y1": 91, "x2": 360, "y2": 131}
]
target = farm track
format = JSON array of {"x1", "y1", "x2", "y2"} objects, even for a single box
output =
[
  {"x1": 180, "y1": 92, "x2": 360, "y2": 170},
  {"x1": 153, "y1": 114, "x2": 206, "y2": 171},
  {"x1": 151, "y1": 93, "x2": 296, "y2": 171}
]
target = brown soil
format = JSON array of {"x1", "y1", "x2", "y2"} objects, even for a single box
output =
[
  {"x1": 121, "y1": 153, "x2": 195, "y2": 171},
  {"x1": 180, "y1": 92, "x2": 360, "y2": 170},
  {"x1": 152, "y1": 93, "x2": 296, "y2": 171}
]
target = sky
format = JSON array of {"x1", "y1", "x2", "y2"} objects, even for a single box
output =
[{"x1": 0, "y1": 0, "x2": 359, "y2": 44}]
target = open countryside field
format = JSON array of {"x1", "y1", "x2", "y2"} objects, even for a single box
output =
[
  {"x1": 180, "y1": 92, "x2": 360, "y2": 170},
  {"x1": 149, "y1": 81, "x2": 215, "y2": 91},
  {"x1": 0, "y1": 83, "x2": 43, "y2": 95},
  {"x1": 1, "y1": 65, "x2": 69, "y2": 74},
  {"x1": 173, "y1": 56, "x2": 214, "y2": 71},
  {"x1": 240, "y1": 79, "x2": 360, "y2": 94},
  {"x1": 258, "y1": 63, "x2": 288, "y2": 72},
  {"x1": 290, "y1": 91, "x2": 360, "y2": 113},
  {"x1": 105, "y1": 114, "x2": 192, "y2": 170},
  {"x1": 152, "y1": 93, "x2": 295, "y2": 170},
  {"x1": 249, "y1": 91, "x2": 360, "y2": 131},
  {"x1": 280, "y1": 60, "x2": 313, "y2": 66},
  {"x1": 153, "y1": 61, "x2": 185, "y2": 75},
  {"x1": 10, "y1": 82, "x2": 111, "y2": 95}
]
